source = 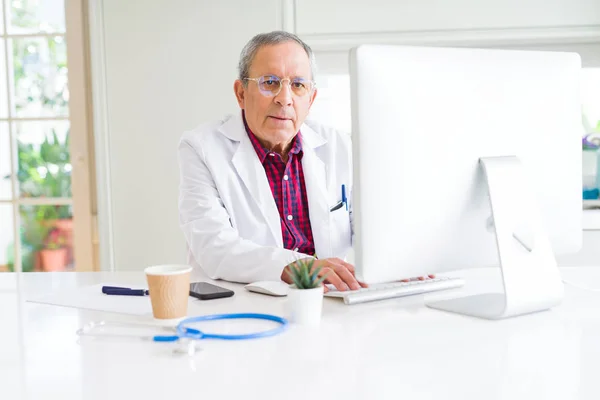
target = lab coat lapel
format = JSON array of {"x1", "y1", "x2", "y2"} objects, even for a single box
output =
[
  {"x1": 222, "y1": 115, "x2": 283, "y2": 247},
  {"x1": 301, "y1": 124, "x2": 332, "y2": 258}
]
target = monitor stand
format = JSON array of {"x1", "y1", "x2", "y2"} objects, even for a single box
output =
[{"x1": 426, "y1": 156, "x2": 564, "y2": 320}]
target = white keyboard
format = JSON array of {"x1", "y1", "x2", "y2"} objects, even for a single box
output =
[{"x1": 324, "y1": 277, "x2": 465, "y2": 305}]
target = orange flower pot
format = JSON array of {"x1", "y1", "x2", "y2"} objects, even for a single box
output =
[
  {"x1": 55, "y1": 218, "x2": 74, "y2": 264},
  {"x1": 40, "y1": 248, "x2": 68, "y2": 272}
]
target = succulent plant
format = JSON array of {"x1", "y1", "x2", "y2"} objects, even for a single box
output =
[{"x1": 287, "y1": 258, "x2": 328, "y2": 289}]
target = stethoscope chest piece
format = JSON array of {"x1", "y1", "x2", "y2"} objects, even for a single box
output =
[{"x1": 172, "y1": 338, "x2": 202, "y2": 356}]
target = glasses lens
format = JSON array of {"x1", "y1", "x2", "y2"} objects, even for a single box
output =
[
  {"x1": 255, "y1": 76, "x2": 313, "y2": 97},
  {"x1": 291, "y1": 79, "x2": 310, "y2": 96},
  {"x1": 258, "y1": 76, "x2": 281, "y2": 96}
]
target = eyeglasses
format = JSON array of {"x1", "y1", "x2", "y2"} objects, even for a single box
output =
[{"x1": 244, "y1": 75, "x2": 315, "y2": 97}]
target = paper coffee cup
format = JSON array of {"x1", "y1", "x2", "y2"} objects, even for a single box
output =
[{"x1": 144, "y1": 264, "x2": 192, "y2": 323}]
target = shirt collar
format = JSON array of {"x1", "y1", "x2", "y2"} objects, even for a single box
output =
[{"x1": 242, "y1": 110, "x2": 303, "y2": 163}]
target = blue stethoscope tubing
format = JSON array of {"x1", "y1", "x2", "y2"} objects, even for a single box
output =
[{"x1": 152, "y1": 313, "x2": 289, "y2": 342}]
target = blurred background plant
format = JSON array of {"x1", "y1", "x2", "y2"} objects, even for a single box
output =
[
  {"x1": 4, "y1": 128, "x2": 72, "y2": 272},
  {"x1": 38, "y1": 227, "x2": 68, "y2": 271},
  {"x1": 582, "y1": 113, "x2": 600, "y2": 149},
  {"x1": 18, "y1": 129, "x2": 71, "y2": 198},
  {"x1": 582, "y1": 115, "x2": 600, "y2": 201},
  {"x1": 44, "y1": 227, "x2": 66, "y2": 249}
]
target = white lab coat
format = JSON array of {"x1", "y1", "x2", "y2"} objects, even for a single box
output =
[{"x1": 178, "y1": 112, "x2": 353, "y2": 283}]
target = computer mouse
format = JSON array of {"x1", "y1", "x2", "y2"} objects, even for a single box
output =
[{"x1": 244, "y1": 281, "x2": 290, "y2": 297}]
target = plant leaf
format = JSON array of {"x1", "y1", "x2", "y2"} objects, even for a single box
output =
[
  {"x1": 310, "y1": 266, "x2": 323, "y2": 282},
  {"x1": 288, "y1": 258, "x2": 329, "y2": 289},
  {"x1": 290, "y1": 275, "x2": 303, "y2": 289},
  {"x1": 289, "y1": 271, "x2": 302, "y2": 289},
  {"x1": 309, "y1": 263, "x2": 321, "y2": 283},
  {"x1": 301, "y1": 264, "x2": 309, "y2": 287},
  {"x1": 314, "y1": 271, "x2": 329, "y2": 287},
  {"x1": 290, "y1": 263, "x2": 308, "y2": 289},
  {"x1": 287, "y1": 265, "x2": 300, "y2": 287}
]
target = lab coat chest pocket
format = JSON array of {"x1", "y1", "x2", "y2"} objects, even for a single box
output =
[{"x1": 329, "y1": 206, "x2": 351, "y2": 258}]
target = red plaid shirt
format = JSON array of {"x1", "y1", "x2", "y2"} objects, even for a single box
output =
[{"x1": 243, "y1": 114, "x2": 316, "y2": 256}]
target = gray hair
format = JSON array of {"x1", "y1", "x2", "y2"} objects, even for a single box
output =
[{"x1": 238, "y1": 31, "x2": 316, "y2": 84}]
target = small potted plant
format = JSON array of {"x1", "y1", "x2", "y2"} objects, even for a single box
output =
[
  {"x1": 40, "y1": 228, "x2": 68, "y2": 272},
  {"x1": 286, "y1": 258, "x2": 328, "y2": 326}
]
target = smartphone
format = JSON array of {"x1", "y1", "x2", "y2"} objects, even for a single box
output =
[{"x1": 189, "y1": 282, "x2": 234, "y2": 300}]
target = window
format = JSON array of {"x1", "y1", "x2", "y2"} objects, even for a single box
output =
[
  {"x1": 582, "y1": 68, "x2": 600, "y2": 205},
  {"x1": 0, "y1": 0, "x2": 95, "y2": 272},
  {"x1": 308, "y1": 74, "x2": 351, "y2": 133}
]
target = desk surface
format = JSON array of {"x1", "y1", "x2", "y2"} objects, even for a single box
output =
[{"x1": 2, "y1": 267, "x2": 600, "y2": 400}]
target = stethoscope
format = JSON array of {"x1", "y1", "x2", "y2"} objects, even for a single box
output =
[{"x1": 77, "y1": 313, "x2": 288, "y2": 354}]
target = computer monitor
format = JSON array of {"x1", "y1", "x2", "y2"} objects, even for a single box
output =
[{"x1": 349, "y1": 44, "x2": 582, "y2": 319}]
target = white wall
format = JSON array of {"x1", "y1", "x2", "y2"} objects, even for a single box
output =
[
  {"x1": 93, "y1": 0, "x2": 284, "y2": 270},
  {"x1": 91, "y1": 0, "x2": 600, "y2": 271},
  {"x1": 296, "y1": 0, "x2": 600, "y2": 35}
]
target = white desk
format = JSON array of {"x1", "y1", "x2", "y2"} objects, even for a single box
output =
[{"x1": 1, "y1": 267, "x2": 600, "y2": 400}]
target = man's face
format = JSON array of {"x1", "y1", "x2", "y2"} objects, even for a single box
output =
[{"x1": 234, "y1": 41, "x2": 317, "y2": 147}]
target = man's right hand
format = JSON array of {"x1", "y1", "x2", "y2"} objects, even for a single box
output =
[{"x1": 281, "y1": 258, "x2": 368, "y2": 292}]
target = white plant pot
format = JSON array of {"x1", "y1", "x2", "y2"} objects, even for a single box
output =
[{"x1": 287, "y1": 286, "x2": 324, "y2": 326}]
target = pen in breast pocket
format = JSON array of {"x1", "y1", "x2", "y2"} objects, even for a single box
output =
[
  {"x1": 341, "y1": 184, "x2": 348, "y2": 210},
  {"x1": 330, "y1": 200, "x2": 344, "y2": 212}
]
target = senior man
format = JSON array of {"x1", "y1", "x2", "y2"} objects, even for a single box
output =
[{"x1": 178, "y1": 31, "x2": 427, "y2": 292}]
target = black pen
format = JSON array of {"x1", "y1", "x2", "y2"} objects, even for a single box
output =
[{"x1": 102, "y1": 286, "x2": 149, "y2": 296}]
